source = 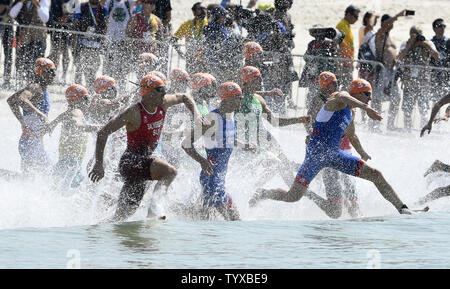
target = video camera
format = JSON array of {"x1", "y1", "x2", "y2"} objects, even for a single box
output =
[{"x1": 309, "y1": 27, "x2": 346, "y2": 44}]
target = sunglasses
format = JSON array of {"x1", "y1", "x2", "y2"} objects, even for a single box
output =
[
  {"x1": 154, "y1": 86, "x2": 166, "y2": 93},
  {"x1": 363, "y1": 91, "x2": 372, "y2": 97},
  {"x1": 434, "y1": 24, "x2": 446, "y2": 28}
]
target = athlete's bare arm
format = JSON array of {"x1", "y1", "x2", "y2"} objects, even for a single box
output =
[
  {"x1": 7, "y1": 85, "x2": 47, "y2": 126},
  {"x1": 325, "y1": 92, "x2": 382, "y2": 121},
  {"x1": 421, "y1": 94, "x2": 450, "y2": 137},
  {"x1": 257, "y1": 94, "x2": 310, "y2": 126},
  {"x1": 181, "y1": 114, "x2": 216, "y2": 176},
  {"x1": 89, "y1": 105, "x2": 140, "y2": 182},
  {"x1": 163, "y1": 93, "x2": 203, "y2": 123},
  {"x1": 344, "y1": 112, "x2": 371, "y2": 161}
]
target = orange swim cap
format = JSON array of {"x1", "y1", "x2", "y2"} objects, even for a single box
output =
[
  {"x1": 349, "y1": 78, "x2": 372, "y2": 95},
  {"x1": 170, "y1": 68, "x2": 190, "y2": 83},
  {"x1": 140, "y1": 74, "x2": 165, "y2": 97},
  {"x1": 35, "y1": 58, "x2": 55, "y2": 75},
  {"x1": 218, "y1": 82, "x2": 242, "y2": 100},
  {"x1": 241, "y1": 66, "x2": 262, "y2": 84},
  {"x1": 138, "y1": 53, "x2": 159, "y2": 71},
  {"x1": 149, "y1": 71, "x2": 167, "y2": 84},
  {"x1": 65, "y1": 84, "x2": 89, "y2": 104},
  {"x1": 94, "y1": 75, "x2": 116, "y2": 94},
  {"x1": 243, "y1": 41, "x2": 263, "y2": 60},
  {"x1": 318, "y1": 71, "x2": 337, "y2": 88},
  {"x1": 191, "y1": 73, "x2": 214, "y2": 90}
]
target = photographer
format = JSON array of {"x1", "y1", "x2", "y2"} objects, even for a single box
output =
[
  {"x1": 367, "y1": 11, "x2": 406, "y2": 132},
  {"x1": 397, "y1": 25, "x2": 440, "y2": 131},
  {"x1": 71, "y1": 0, "x2": 108, "y2": 88},
  {"x1": 1, "y1": 0, "x2": 13, "y2": 87},
  {"x1": 9, "y1": 0, "x2": 50, "y2": 82},
  {"x1": 299, "y1": 25, "x2": 341, "y2": 113}
]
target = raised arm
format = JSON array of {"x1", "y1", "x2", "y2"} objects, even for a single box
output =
[
  {"x1": 421, "y1": 94, "x2": 450, "y2": 137},
  {"x1": 89, "y1": 106, "x2": 137, "y2": 182},
  {"x1": 181, "y1": 117, "x2": 215, "y2": 176},
  {"x1": 7, "y1": 87, "x2": 48, "y2": 127},
  {"x1": 344, "y1": 116, "x2": 371, "y2": 161},
  {"x1": 325, "y1": 91, "x2": 382, "y2": 121},
  {"x1": 258, "y1": 95, "x2": 310, "y2": 127},
  {"x1": 163, "y1": 93, "x2": 202, "y2": 121}
]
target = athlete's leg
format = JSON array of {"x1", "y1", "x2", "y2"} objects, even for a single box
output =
[
  {"x1": 147, "y1": 158, "x2": 177, "y2": 218},
  {"x1": 112, "y1": 180, "x2": 147, "y2": 221},
  {"x1": 357, "y1": 163, "x2": 405, "y2": 212},
  {"x1": 416, "y1": 185, "x2": 450, "y2": 205},
  {"x1": 341, "y1": 173, "x2": 361, "y2": 218},
  {"x1": 306, "y1": 168, "x2": 343, "y2": 219}
]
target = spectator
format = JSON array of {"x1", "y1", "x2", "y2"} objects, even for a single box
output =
[
  {"x1": 48, "y1": 0, "x2": 73, "y2": 85},
  {"x1": 105, "y1": 0, "x2": 136, "y2": 90},
  {"x1": 126, "y1": 0, "x2": 164, "y2": 65},
  {"x1": 153, "y1": 0, "x2": 171, "y2": 73},
  {"x1": 203, "y1": 5, "x2": 238, "y2": 83},
  {"x1": 359, "y1": 11, "x2": 379, "y2": 46},
  {"x1": 9, "y1": 0, "x2": 50, "y2": 82},
  {"x1": 71, "y1": 0, "x2": 108, "y2": 89},
  {"x1": 173, "y1": 2, "x2": 208, "y2": 74},
  {"x1": 368, "y1": 11, "x2": 406, "y2": 131},
  {"x1": 336, "y1": 4, "x2": 360, "y2": 90},
  {"x1": 398, "y1": 25, "x2": 440, "y2": 131},
  {"x1": 0, "y1": 0, "x2": 13, "y2": 87},
  {"x1": 299, "y1": 24, "x2": 339, "y2": 113},
  {"x1": 430, "y1": 18, "x2": 449, "y2": 99},
  {"x1": 273, "y1": 0, "x2": 296, "y2": 112}
]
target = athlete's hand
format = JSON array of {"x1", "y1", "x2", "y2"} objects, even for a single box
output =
[
  {"x1": 433, "y1": 116, "x2": 449, "y2": 123},
  {"x1": 244, "y1": 142, "x2": 258, "y2": 153},
  {"x1": 200, "y1": 158, "x2": 214, "y2": 176},
  {"x1": 271, "y1": 88, "x2": 285, "y2": 98},
  {"x1": 366, "y1": 107, "x2": 382, "y2": 121},
  {"x1": 89, "y1": 162, "x2": 105, "y2": 182},
  {"x1": 361, "y1": 152, "x2": 371, "y2": 161},
  {"x1": 195, "y1": 116, "x2": 211, "y2": 128},
  {"x1": 420, "y1": 123, "x2": 432, "y2": 137}
]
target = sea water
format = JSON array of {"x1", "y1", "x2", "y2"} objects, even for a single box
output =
[{"x1": 0, "y1": 91, "x2": 449, "y2": 269}]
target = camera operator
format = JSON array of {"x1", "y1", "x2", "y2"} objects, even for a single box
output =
[
  {"x1": 299, "y1": 25, "x2": 341, "y2": 113},
  {"x1": 397, "y1": 25, "x2": 440, "y2": 131},
  {"x1": 1, "y1": 0, "x2": 13, "y2": 88}
]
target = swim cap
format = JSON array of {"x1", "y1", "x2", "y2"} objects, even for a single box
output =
[
  {"x1": 65, "y1": 84, "x2": 89, "y2": 104},
  {"x1": 191, "y1": 73, "x2": 214, "y2": 90},
  {"x1": 218, "y1": 82, "x2": 242, "y2": 100},
  {"x1": 170, "y1": 68, "x2": 190, "y2": 83},
  {"x1": 241, "y1": 66, "x2": 262, "y2": 84},
  {"x1": 318, "y1": 71, "x2": 337, "y2": 88},
  {"x1": 138, "y1": 53, "x2": 159, "y2": 71},
  {"x1": 243, "y1": 41, "x2": 263, "y2": 60},
  {"x1": 349, "y1": 78, "x2": 372, "y2": 95},
  {"x1": 140, "y1": 74, "x2": 165, "y2": 97},
  {"x1": 149, "y1": 71, "x2": 167, "y2": 84},
  {"x1": 35, "y1": 58, "x2": 55, "y2": 75},
  {"x1": 94, "y1": 75, "x2": 116, "y2": 94}
]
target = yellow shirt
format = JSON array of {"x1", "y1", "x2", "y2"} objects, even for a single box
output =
[
  {"x1": 174, "y1": 17, "x2": 208, "y2": 43},
  {"x1": 336, "y1": 19, "x2": 354, "y2": 66}
]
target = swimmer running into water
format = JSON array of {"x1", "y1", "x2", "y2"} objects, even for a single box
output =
[{"x1": 249, "y1": 78, "x2": 425, "y2": 215}]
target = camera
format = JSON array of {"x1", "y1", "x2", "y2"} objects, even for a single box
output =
[
  {"x1": 309, "y1": 27, "x2": 346, "y2": 44},
  {"x1": 416, "y1": 33, "x2": 426, "y2": 42}
]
